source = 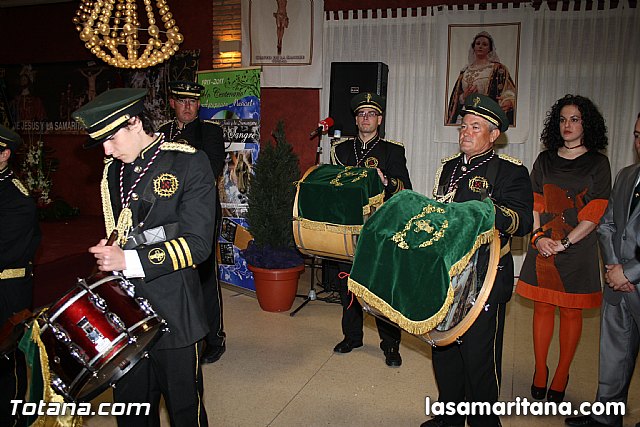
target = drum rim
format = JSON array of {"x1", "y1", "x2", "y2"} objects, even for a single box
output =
[{"x1": 63, "y1": 321, "x2": 164, "y2": 402}]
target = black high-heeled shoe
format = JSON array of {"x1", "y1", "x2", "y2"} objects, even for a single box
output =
[
  {"x1": 531, "y1": 366, "x2": 548, "y2": 400},
  {"x1": 547, "y1": 375, "x2": 569, "y2": 403}
]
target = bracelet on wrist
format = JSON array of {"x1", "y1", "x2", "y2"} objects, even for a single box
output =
[
  {"x1": 560, "y1": 236, "x2": 572, "y2": 249},
  {"x1": 530, "y1": 230, "x2": 545, "y2": 246},
  {"x1": 533, "y1": 235, "x2": 544, "y2": 247}
]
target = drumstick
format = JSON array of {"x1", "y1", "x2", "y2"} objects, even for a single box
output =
[{"x1": 90, "y1": 229, "x2": 119, "y2": 276}]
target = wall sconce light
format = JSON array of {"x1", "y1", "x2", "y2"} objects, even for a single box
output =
[{"x1": 219, "y1": 39, "x2": 242, "y2": 54}]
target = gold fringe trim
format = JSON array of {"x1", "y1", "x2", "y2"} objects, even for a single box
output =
[
  {"x1": 293, "y1": 217, "x2": 363, "y2": 234},
  {"x1": 448, "y1": 227, "x2": 495, "y2": 277},
  {"x1": 31, "y1": 319, "x2": 83, "y2": 427},
  {"x1": 347, "y1": 225, "x2": 495, "y2": 335},
  {"x1": 363, "y1": 192, "x2": 385, "y2": 216},
  {"x1": 349, "y1": 277, "x2": 455, "y2": 335}
]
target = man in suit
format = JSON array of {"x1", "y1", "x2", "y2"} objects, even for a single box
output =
[
  {"x1": 421, "y1": 94, "x2": 533, "y2": 427},
  {"x1": 158, "y1": 81, "x2": 227, "y2": 364},
  {"x1": 330, "y1": 92, "x2": 412, "y2": 367},
  {"x1": 0, "y1": 125, "x2": 40, "y2": 427},
  {"x1": 565, "y1": 113, "x2": 640, "y2": 427},
  {"x1": 73, "y1": 88, "x2": 215, "y2": 426}
]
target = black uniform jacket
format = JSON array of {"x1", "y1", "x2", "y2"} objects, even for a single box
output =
[
  {"x1": 103, "y1": 138, "x2": 216, "y2": 349},
  {"x1": 0, "y1": 167, "x2": 40, "y2": 324},
  {"x1": 331, "y1": 134, "x2": 412, "y2": 200},
  {"x1": 434, "y1": 149, "x2": 533, "y2": 303},
  {"x1": 158, "y1": 119, "x2": 225, "y2": 179}
]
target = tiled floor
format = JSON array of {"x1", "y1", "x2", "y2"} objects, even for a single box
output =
[{"x1": 81, "y1": 269, "x2": 639, "y2": 426}]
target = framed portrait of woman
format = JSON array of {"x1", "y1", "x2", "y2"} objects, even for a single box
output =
[{"x1": 445, "y1": 23, "x2": 521, "y2": 129}]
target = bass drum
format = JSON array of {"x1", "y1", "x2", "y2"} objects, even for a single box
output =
[
  {"x1": 292, "y1": 164, "x2": 383, "y2": 262},
  {"x1": 39, "y1": 273, "x2": 164, "y2": 402},
  {"x1": 359, "y1": 229, "x2": 500, "y2": 346}
]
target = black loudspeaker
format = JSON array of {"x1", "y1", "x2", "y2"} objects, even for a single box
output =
[{"x1": 329, "y1": 62, "x2": 389, "y2": 138}]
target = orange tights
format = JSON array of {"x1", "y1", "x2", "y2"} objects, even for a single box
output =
[{"x1": 532, "y1": 301, "x2": 583, "y2": 391}]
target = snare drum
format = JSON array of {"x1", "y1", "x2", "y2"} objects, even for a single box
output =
[
  {"x1": 39, "y1": 274, "x2": 164, "y2": 401},
  {"x1": 347, "y1": 191, "x2": 499, "y2": 346},
  {"x1": 293, "y1": 164, "x2": 385, "y2": 261}
]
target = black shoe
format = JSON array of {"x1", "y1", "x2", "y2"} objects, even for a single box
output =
[
  {"x1": 547, "y1": 375, "x2": 569, "y2": 403},
  {"x1": 383, "y1": 346, "x2": 402, "y2": 367},
  {"x1": 420, "y1": 416, "x2": 464, "y2": 427},
  {"x1": 564, "y1": 415, "x2": 607, "y2": 426},
  {"x1": 201, "y1": 344, "x2": 226, "y2": 364},
  {"x1": 531, "y1": 366, "x2": 548, "y2": 400},
  {"x1": 333, "y1": 338, "x2": 363, "y2": 353}
]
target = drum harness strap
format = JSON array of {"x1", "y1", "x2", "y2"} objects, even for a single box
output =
[{"x1": 123, "y1": 151, "x2": 181, "y2": 250}]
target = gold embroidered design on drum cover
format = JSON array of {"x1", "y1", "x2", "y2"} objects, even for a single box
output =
[
  {"x1": 329, "y1": 166, "x2": 368, "y2": 187},
  {"x1": 391, "y1": 204, "x2": 448, "y2": 249},
  {"x1": 148, "y1": 248, "x2": 166, "y2": 264},
  {"x1": 469, "y1": 176, "x2": 489, "y2": 193},
  {"x1": 153, "y1": 173, "x2": 179, "y2": 198}
]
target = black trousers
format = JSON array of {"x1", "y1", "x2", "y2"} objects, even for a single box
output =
[
  {"x1": 114, "y1": 342, "x2": 208, "y2": 427},
  {"x1": 431, "y1": 302, "x2": 506, "y2": 427},
  {"x1": 199, "y1": 215, "x2": 225, "y2": 348},
  {"x1": 1, "y1": 277, "x2": 32, "y2": 427},
  {"x1": 332, "y1": 261, "x2": 401, "y2": 348},
  {"x1": 0, "y1": 351, "x2": 27, "y2": 427}
]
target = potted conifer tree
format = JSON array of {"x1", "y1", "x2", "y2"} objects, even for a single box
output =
[{"x1": 243, "y1": 120, "x2": 304, "y2": 312}]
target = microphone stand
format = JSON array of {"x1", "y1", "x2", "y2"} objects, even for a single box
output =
[{"x1": 312, "y1": 126, "x2": 323, "y2": 165}]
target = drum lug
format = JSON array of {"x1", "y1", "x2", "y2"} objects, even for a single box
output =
[
  {"x1": 50, "y1": 323, "x2": 72, "y2": 345},
  {"x1": 135, "y1": 297, "x2": 156, "y2": 316},
  {"x1": 51, "y1": 373, "x2": 70, "y2": 396},
  {"x1": 127, "y1": 335, "x2": 138, "y2": 344},
  {"x1": 68, "y1": 342, "x2": 91, "y2": 368},
  {"x1": 455, "y1": 338, "x2": 463, "y2": 344},
  {"x1": 118, "y1": 279, "x2": 136, "y2": 298},
  {"x1": 89, "y1": 294, "x2": 108, "y2": 312},
  {"x1": 106, "y1": 312, "x2": 126, "y2": 332}
]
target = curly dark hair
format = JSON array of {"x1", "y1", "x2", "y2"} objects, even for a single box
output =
[{"x1": 540, "y1": 94, "x2": 608, "y2": 151}]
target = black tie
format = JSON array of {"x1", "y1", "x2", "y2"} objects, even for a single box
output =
[{"x1": 630, "y1": 181, "x2": 640, "y2": 217}]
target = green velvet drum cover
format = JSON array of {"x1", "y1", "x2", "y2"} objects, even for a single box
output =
[{"x1": 348, "y1": 191, "x2": 495, "y2": 334}]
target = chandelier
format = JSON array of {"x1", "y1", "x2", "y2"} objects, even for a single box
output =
[{"x1": 73, "y1": 0, "x2": 184, "y2": 69}]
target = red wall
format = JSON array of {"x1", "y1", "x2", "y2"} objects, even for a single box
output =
[{"x1": 261, "y1": 88, "x2": 320, "y2": 176}]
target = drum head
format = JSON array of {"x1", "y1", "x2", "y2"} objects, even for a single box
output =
[
  {"x1": 421, "y1": 229, "x2": 500, "y2": 346},
  {"x1": 72, "y1": 322, "x2": 164, "y2": 402}
]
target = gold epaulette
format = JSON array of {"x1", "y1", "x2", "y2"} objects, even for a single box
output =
[
  {"x1": 440, "y1": 152, "x2": 461, "y2": 164},
  {"x1": 12, "y1": 178, "x2": 29, "y2": 196},
  {"x1": 161, "y1": 142, "x2": 197, "y2": 153},
  {"x1": 202, "y1": 119, "x2": 219, "y2": 125},
  {"x1": 382, "y1": 138, "x2": 404, "y2": 147},
  {"x1": 498, "y1": 153, "x2": 523, "y2": 165}
]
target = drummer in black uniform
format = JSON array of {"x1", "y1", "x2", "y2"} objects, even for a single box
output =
[
  {"x1": 421, "y1": 94, "x2": 533, "y2": 427},
  {"x1": 72, "y1": 88, "x2": 216, "y2": 427},
  {"x1": 158, "y1": 80, "x2": 227, "y2": 364},
  {"x1": 0, "y1": 125, "x2": 40, "y2": 427},
  {"x1": 330, "y1": 92, "x2": 412, "y2": 367}
]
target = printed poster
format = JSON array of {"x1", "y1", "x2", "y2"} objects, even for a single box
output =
[{"x1": 197, "y1": 67, "x2": 261, "y2": 292}]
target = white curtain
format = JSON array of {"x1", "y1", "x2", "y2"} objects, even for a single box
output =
[{"x1": 320, "y1": 2, "x2": 640, "y2": 197}]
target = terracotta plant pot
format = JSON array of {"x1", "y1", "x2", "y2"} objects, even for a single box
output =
[{"x1": 248, "y1": 264, "x2": 305, "y2": 312}]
